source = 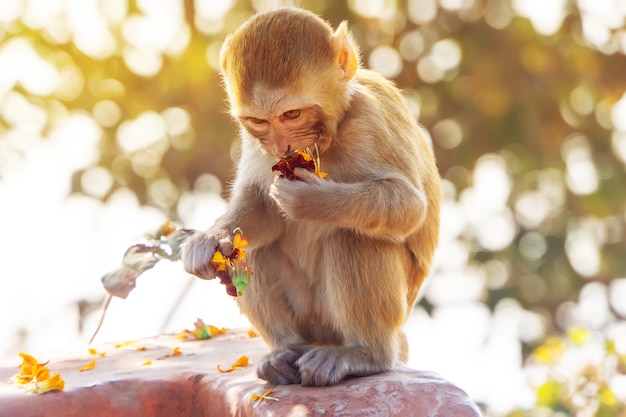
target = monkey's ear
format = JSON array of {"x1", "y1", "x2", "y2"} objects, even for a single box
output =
[
  {"x1": 332, "y1": 21, "x2": 359, "y2": 81},
  {"x1": 219, "y1": 35, "x2": 233, "y2": 72}
]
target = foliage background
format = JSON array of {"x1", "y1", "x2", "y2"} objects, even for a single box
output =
[{"x1": 1, "y1": 0, "x2": 626, "y2": 415}]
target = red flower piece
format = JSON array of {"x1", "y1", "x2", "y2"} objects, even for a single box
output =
[{"x1": 272, "y1": 152, "x2": 316, "y2": 180}]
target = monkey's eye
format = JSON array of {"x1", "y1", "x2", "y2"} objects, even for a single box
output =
[
  {"x1": 248, "y1": 117, "x2": 267, "y2": 125},
  {"x1": 282, "y1": 109, "x2": 301, "y2": 120}
]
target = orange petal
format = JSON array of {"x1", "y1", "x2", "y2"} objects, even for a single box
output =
[
  {"x1": 232, "y1": 355, "x2": 249, "y2": 368},
  {"x1": 78, "y1": 359, "x2": 96, "y2": 372},
  {"x1": 33, "y1": 372, "x2": 65, "y2": 394},
  {"x1": 161, "y1": 220, "x2": 176, "y2": 236},
  {"x1": 115, "y1": 340, "x2": 137, "y2": 348},
  {"x1": 210, "y1": 250, "x2": 228, "y2": 271},
  {"x1": 208, "y1": 325, "x2": 228, "y2": 335},
  {"x1": 217, "y1": 364, "x2": 234, "y2": 373},
  {"x1": 35, "y1": 365, "x2": 50, "y2": 382},
  {"x1": 233, "y1": 233, "x2": 249, "y2": 250},
  {"x1": 89, "y1": 348, "x2": 106, "y2": 357},
  {"x1": 18, "y1": 352, "x2": 39, "y2": 377},
  {"x1": 172, "y1": 347, "x2": 182, "y2": 356}
]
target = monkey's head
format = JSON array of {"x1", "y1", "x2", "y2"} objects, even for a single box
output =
[{"x1": 219, "y1": 8, "x2": 360, "y2": 159}]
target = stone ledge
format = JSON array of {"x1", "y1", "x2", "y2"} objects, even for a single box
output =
[{"x1": 0, "y1": 330, "x2": 481, "y2": 417}]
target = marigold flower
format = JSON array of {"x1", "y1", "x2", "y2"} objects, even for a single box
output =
[
  {"x1": 32, "y1": 372, "x2": 65, "y2": 394},
  {"x1": 12, "y1": 353, "x2": 64, "y2": 394},
  {"x1": 271, "y1": 147, "x2": 328, "y2": 180},
  {"x1": 232, "y1": 232, "x2": 249, "y2": 261},
  {"x1": 210, "y1": 229, "x2": 253, "y2": 297},
  {"x1": 14, "y1": 352, "x2": 49, "y2": 384},
  {"x1": 210, "y1": 248, "x2": 228, "y2": 272}
]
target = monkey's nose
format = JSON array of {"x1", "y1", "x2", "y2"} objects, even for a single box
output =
[{"x1": 274, "y1": 143, "x2": 292, "y2": 158}]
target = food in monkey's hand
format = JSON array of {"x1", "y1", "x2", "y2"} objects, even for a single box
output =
[
  {"x1": 271, "y1": 147, "x2": 328, "y2": 180},
  {"x1": 210, "y1": 229, "x2": 253, "y2": 297}
]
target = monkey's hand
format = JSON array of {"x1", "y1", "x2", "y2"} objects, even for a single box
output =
[
  {"x1": 182, "y1": 231, "x2": 233, "y2": 280},
  {"x1": 269, "y1": 167, "x2": 325, "y2": 220}
]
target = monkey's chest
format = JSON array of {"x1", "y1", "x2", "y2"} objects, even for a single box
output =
[{"x1": 278, "y1": 220, "x2": 327, "y2": 269}]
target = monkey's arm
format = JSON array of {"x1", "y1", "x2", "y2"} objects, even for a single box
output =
[
  {"x1": 269, "y1": 169, "x2": 427, "y2": 242},
  {"x1": 183, "y1": 181, "x2": 282, "y2": 280}
]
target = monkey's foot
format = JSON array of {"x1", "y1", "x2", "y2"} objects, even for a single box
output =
[
  {"x1": 257, "y1": 348, "x2": 302, "y2": 385},
  {"x1": 297, "y1": 346, "x2": 387, "y2": 387}
]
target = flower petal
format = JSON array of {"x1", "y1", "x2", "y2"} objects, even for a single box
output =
[
  {"x1": 210, "y1": 250, "x2": 228, "y2": 272},
  {"x1": 78, "y1": 359, "x2": 96, "y2": 372},
  {"x1": 33, "y1": 372, "x2": 65, "y2": 394}
]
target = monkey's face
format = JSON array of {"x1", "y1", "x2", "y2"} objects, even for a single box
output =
[
  {"x1": 238, "y1": 103, "x2": 325, "y2": 159},
  {"x1": 220, "y1": 8, "x2": 358, "y2": 160}
]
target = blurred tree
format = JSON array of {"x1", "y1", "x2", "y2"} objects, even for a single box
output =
[{"x1": 1, "y1": 0, "x2": 626, "y2": 353}]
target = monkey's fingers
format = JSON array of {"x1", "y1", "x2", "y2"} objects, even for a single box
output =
[
  {"x1": 291, "y1": 167, "x2": 320, "y2": 184},
  {"x1": 181, "y1": 232, "x2": 220, "y2": 280},
  {"x1": 217, "y1": 237, "x2": 234, "y2": 257},
  {"x1": 257, "y1": 349, "x2": 302, "y2": 385}
]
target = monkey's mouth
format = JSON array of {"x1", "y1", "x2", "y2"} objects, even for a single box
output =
[{"x1": 271, "y1": 147, "x2": 328, "y2": 180}]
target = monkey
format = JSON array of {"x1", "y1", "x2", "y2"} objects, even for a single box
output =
[{"x1": 182, "y1": 7, "x2": 441, "y2": 387}]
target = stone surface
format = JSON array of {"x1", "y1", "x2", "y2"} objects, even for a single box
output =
[{"x1": 0, "y1": 330, "x2": 481, "y2": 417}]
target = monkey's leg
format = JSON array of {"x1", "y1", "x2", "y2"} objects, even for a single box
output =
[
  {"x1": 297, "y1": 234, "x2": 410, "y2": 386},
  {"x1": 237, "y1": 244, "x2": 310, "y2": 385}
]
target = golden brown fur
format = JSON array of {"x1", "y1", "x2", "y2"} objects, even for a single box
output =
[{"x1": 183, "y1": 7, "x2": 441, "y2": 386}]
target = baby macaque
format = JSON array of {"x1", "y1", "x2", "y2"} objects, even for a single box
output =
[{"x1": 183, "y1": 7, "x2": 441, "y2": 386}]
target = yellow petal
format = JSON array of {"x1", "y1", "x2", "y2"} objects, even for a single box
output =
[
  {"x1": 251, "y1": 389, "x2": 273, "y2": 401},
  {"x1": 217, "y1": 355, "x2": 248, "y2": 373},
  {"x1": 210, "y1": 250, "x2": 228, "y2": 271},
  {"x1": 115, "y1": 340, "x2": 137, "y2": 348},
  {"x1": 300, "y1": 149, "x2": 313, "y2": 161},
  {"x1": 15, "y1": 353, "x2": 50, "y2": 384},
  {"x1": 18, "y1": 352, "x2": 39, "y2": 377},
  {"x1": 232, "y1": 355, "x2": 249, "y2": 368},
  {"x1": 208, "y1": 325, "x2": 228, "y2": 335},
  {"x1": 233, "y1": 233, "x2": 249, "y2": 250},
  {"x1": 33, "y1": 372, "x2": 65, "y2": 394},
  {"x1": 160, "y1": 220, "x2": 176, "y2": 237},
  {"x1": 217, "y1": 364, "x2": 234, "y2": 373},
  {"x1": 315, "y1": 169, "x2": 329, "y2": 179},
  {"x1": 35, "y1": 365, "x2": 50, "y2": 382},
  {"x1": 172, "y1": 346, "x2": 182, "y2": 356},
  {"x1": 78, "y1": 359, "x2": 96, "y2": 372}
]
